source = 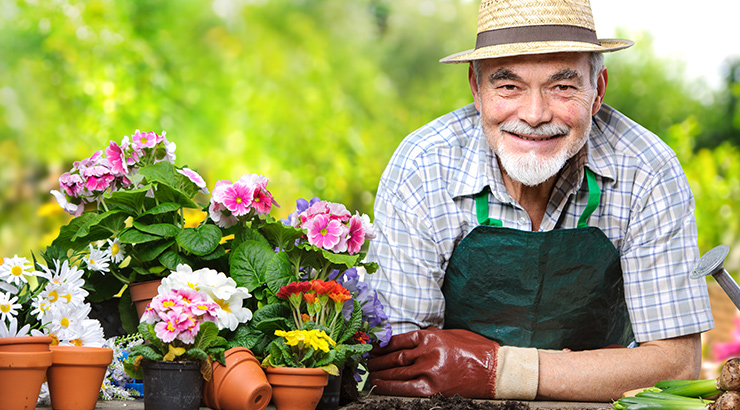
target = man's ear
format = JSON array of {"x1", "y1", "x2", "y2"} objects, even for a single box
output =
[
  {"x1": 469, "y1": 64, "x2": 481, "y2": 112},
  {"x1": 592, "y1": 66, "x2": 608, "y2": 115}
]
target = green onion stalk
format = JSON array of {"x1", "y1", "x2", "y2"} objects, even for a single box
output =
[{"x1": 612, "y1": 358, "x2": 740, "y2": 410}]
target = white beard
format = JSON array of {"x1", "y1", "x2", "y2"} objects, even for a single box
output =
[{"x1": 491, "y1": 121, "x2": 589, "y2": 187}]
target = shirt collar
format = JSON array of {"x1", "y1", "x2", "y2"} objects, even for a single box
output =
[{"x1": 447, "y1": 109, "x2": 618, "y2": 200}]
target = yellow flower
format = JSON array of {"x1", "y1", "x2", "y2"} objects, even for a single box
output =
[{"x1": 274, "y1": 329, "x2": 336, "y2": 353}]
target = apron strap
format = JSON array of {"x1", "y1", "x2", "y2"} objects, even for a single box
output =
[
  {"x1": 577, "y1": 168, "x2": 600, "y2": 228},
  {"x1": 475, "y1": 168, "x2": 601, "y2": 228},
  {"x1": 475, "y1": 187, "x2": 503, "y2": 226}
]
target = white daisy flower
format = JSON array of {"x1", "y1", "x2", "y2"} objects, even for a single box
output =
[
  {"x1": 82, "y1": 244, "x2": 111, "y2": 273},
  {"x1": 43, "y1": 302, "x2": 91, "y2": 343},
  {"x1": 62, "y1": 319, "x2": 105, "y2": 347},
  {"x1": 0, "y1": 255, "x2": 35, "y2": 287},
  {"x1": 0, "y1": 318, "x2": 38, "y2": 338},
  {"x1": 107, "y1": 238, "x2": 126, "y2": 264},
  {"x1": 0, "y1": 292, "x2": 21, "y2": 322},
  {"x1": 38, "y1": 259, "x2": 86, "y2": 289}
]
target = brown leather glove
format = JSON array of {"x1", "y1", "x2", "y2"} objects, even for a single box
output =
[{"x1": 367, "y1": 327, "x2": 539, "y2": 399}]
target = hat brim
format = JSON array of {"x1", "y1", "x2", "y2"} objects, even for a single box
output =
[{"x1": 439, "y1": 38, "x2": 633, "y2": 64}]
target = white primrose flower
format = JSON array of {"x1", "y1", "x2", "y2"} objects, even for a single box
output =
[
  {"x1": 82, "y1": 243, "x2": 111, "y2": 273},
  {"x1": 159, "y1": 265, "x2": 253, "y2": 331},
  {"x1": 158, "y1": 264, "x2": 204, "y2": 293}
]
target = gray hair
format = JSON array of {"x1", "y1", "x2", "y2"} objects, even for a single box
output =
[{"x1": 471, "y1": 52, "x2": 604, "y2": 88}]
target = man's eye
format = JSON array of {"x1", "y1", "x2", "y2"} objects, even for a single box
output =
[{"x1": 499, "y1": 84, "x2": 518, "y2": 91}]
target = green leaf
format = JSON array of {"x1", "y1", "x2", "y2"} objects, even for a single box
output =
[
  {"x1": 158, "y1": 249, "x2": 191, "y2": 270},
  {"x1": 118, "y1": 227, "x2": 162, "y2": 244},
  {"x1": 259, "y1": 218, "x2": 305, "y2": 250},
  {"x1": 137, "y1": 322, "x2": 164, "y2": 354},
  {"x1": 132, "y1": 221, "x2": 181, "y2": 238},
  {"x1": 137, "y1": 238, "x2": 175, "y2": 262},
  {"x1": 176, "y1": 225, "x2": 221, "y2": 256},
  {"x1": 185, "y1": 347, "x2": 208, "y2": 361},
  {"x1": 193, "y1": 321, "x2": 219, "y2": 350},
  {"x1": 139, "y1": 161, "x2": 179, "y2": 188},
  {"x1": 229, "y1": 240, "x2": 276, "y2": 292},
  {"x1": 265, "y1": 251, "x2": 294, "y2": 294},
  {"x1": 141, "y1": 202, "x2": 181, "y2": 216},
  {"x1": 231, "y1": 225, "x2": 269, "y2": 251},
  {"x1": 132, "y1": 345, "x2": 163, "y2": 361},
  {"x1": 73, "y1": 209, "x2": 128, "y2": 239},
  {"x1": 225, "y1": 324, "x2": 264, "y2": 350},
  {"x1": 199, "y1": 245, "x2": 226, "y2": 261},
  {"x1": 51, "y1": 212, "x2": 110, "y2": 252},
  {"x1": 321, "y1": 249, "x2": 361, "y2": 268},
  {"x1": 118, "y1": 290, "x2": 139, "y2": 334},
  {"x1": 104, "y1": 186, "x2": 152, "y2": 214},
  {"x1": 337, "y1": 300, "x2": 364, "y2": 344}
]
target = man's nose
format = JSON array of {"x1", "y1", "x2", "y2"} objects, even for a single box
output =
[{"x1": 519, "y1": 91, "x2": 553, "y2": 127}]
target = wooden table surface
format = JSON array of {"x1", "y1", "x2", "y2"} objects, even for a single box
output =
[{"x1": 36, "y1": 397, "x2": 613, "y2": 410}]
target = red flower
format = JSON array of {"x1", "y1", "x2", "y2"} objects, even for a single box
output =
[
  {"x1": 310, "y1": 279, "x2": 336, "y2": 295},
  {"x1": 303, "y1": 292, "x2": 318, "y2": 304},
  {"x1": 276, "y1": 281, "x2": 312, "y2": 299},
  {"x1": 327, "y1": 283, "x2": 352, "y2": 304},
  {"x1": 353, "y1": 331, "x2": 370, "y2": 344}
]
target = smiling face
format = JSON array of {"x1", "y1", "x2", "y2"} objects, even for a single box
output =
[{"x1": 470, "y1": 52, "x2": 607, "y2": 187}]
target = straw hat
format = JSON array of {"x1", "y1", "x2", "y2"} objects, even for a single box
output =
[{"x1": 440, "y1": 0, "x2": 633, "y2": 64}]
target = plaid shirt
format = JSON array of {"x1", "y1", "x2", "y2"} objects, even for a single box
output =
[{"x1": 366, "y1": 103, "x2": 714, "y2": 344}]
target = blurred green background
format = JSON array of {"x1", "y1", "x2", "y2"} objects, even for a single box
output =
[{"x1": 2, "y1": 0, "x2": 740, "y2": 275}]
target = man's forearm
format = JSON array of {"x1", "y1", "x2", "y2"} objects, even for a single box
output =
[{"x1": 536, "y1": 333, "x2": 702, "y2": 402}]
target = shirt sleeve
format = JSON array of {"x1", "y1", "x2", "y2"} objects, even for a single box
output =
[
  {"x1": 365, "y1": 173, "x2": 447, "y2": 335},
  {"x1": 621, "y1": 155, "x2": 714, "y2": 342}
]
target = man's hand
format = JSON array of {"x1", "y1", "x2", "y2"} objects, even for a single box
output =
[{"x1": 367, "y1": 327, "x2": 538, "y2": 399}]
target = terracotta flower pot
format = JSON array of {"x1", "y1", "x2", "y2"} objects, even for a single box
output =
[
  {"x1": 46, "y1": 345, "x2": 114, "y2": 410},
  {"x1": 203, "y1": 347, "x2": 272, "y2": 410},
  {"x1": 265, "y1": 367, "x2": 329, "y2": 410},
  {"x1": 0, "y1": 335, "x2": 53, "y2": 352},
  {"x1": 128, "y1": 278, "x2": 162, "y2": 319},
  {"x1": 0, "y1": 350, "x2": 53, "y2": 410}
]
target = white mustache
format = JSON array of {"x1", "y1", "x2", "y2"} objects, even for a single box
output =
[{"x1": 499, "y1": 122, "x2": 570, "y2": 138}]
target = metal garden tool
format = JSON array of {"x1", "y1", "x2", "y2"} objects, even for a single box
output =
[{"x1": 691, "y1": 245, "x2": 740, "y2": 311}]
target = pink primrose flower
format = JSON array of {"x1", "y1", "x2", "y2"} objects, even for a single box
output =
[
  {"x1": 346, "y1": 215, "x2": 366, "y2": 255},
  {"x1": 210, "y1": 180, "x2": 233, "y2": 203},
  {"x1": 209, "y1": 201, "x2": 238, "y2": 228},
  {"x1": 177, "y1": 168, "x2": 209, "y2": 194},
  {"x1": 50, "y1": 190, "x2": 83, "y2": 216},
  {"x1": 154, "y1": 310, "x2": 187, "y2": 343},
  {"x1": 236, "y1": 173, "x2": 269, "y2": 190},
  {"x1": 327, "y1": 202, "x2": 351, "y2": 222},
  {"x1": 84, "y1": 174, "x2": 116, "y2": 192},
  {"x1": 306, "y1": 214, "x2": 344, "y2": 250},
  {"x1": 132, "y1": 130, "x2": 161, "y2": 149},
  {"x1": 176, "y1": 315, "x2": 200, "y2": 344},
  {"x1": 251, "y1": 188, "x2": 274, "y2": 215},
  {"x1": 59, "y1": 172, "x2": 85, "y2": 197},
  {"x1": 105, "y1": 141, "x2": 128, "y2": 176},
  {"x1": 221, "y1": 182, "x2": 255, "y2": 217}
]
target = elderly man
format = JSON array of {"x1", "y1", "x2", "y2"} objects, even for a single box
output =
[{"x1": 365, "y1": 0, "x2": 714, "y2": 402}]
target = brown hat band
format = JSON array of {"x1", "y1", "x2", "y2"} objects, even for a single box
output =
[{"x1": 475, "y1": 24, "x2": 600, "y2": 49}]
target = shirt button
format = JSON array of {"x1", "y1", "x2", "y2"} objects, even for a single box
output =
[{"x1": 517, "y1": 217, "x2": 526, "y2": 225}]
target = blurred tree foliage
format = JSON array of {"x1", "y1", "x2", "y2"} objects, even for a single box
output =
[{"x1": 1, "y1": 0, "x2": 739, "y2": 272}]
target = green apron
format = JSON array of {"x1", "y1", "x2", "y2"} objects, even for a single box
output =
[{"x1": 442, "y1": 169, "x2": 633, "y2": 350}]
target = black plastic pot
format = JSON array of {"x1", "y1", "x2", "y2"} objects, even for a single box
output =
[
  {"x1": 142, "y1": 360, "x2": 203, "y2": 410},
  {"x1": 317, "y1": 373, "x2": 341, "y2": 410}
]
